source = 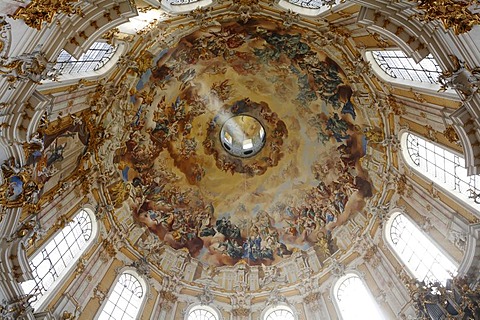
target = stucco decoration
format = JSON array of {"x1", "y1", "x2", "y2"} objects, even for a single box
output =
[{"x1": 106, "y1": 19, "x2": 378, "y2": 267}]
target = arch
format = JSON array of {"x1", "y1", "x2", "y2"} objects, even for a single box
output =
[
  {"x1": 97, "y1": 269, "x2": 147, "y2": 320},
  {"x1": 263, "y1": 304, "x2": 296, "y2": 320},
  {"x1": 20, "y1": 208, "x2": 98, "y2": 310},
  {"x1": 400, "y1": 131, "x2": 480, "y2": 211},
  {"x1": 333, "y1": 273, "x2": 383, "y2": 320},
  {"x1": 385, "y1": 211, "x2": 457, "y2": 284},
  {"x1": 185, "y1": 304, "x2": 221, "y2": 320},
  {"x1": 259, "y1": 303, "x2": 298, "y2": 320}
]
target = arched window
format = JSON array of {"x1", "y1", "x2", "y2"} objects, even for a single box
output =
[
  {"x1": 371, "y1": 50, "x2": 441, "y2": 84},
  {"x1": 167, "y1": 0, "x2": 202, "y2": 3},
  {"x1": 264, "y1": 305, "x2": 295, "y2": 320},
  {"x1": 161, "y1": 0, "x2": 212, "y2": 13},
  {"x1": 21, "y1": 208, "x2": 96, "y2": 309},
  {"x1": 54, "y1": 42, "x2": 116, "y2": 75},
  {"x1": 334, "y1": 274, "x2": 383, "y2": 320},
  {"x1": 278, "y1": 0, "x2": 338, "y2": 15},
  {"x1": 386, "y1": 212, "x2": 457, "y2": 284},
  {"x1": 98, "y1": 270, "x2": 146, "y2": 320},
  {"x1": 287, "y1": 0, "x2": 324, "y2": 9},
  {"x1": 401, "y1": 132, "x2": 480, "y2": 208},
  {"x1": 187, "y1": 305, "x2": 219, "y2": 320}
]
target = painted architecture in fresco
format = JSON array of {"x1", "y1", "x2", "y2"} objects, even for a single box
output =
[{"x1": 107, "y1": 20, "x2": 376, "y2": 266}]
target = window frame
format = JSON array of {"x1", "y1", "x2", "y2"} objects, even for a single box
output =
[
  {"x1": 371, "y1": 50, "x2": 441, "y2": 84},
  {"x1": 400, "y1": 130, "x2": 480, "y2": 215},
  {"x1": 277, "y1": 0, "x2": 344, "y2": 16},
  {"x1": 384, "y1": 211, "x2": 458, "y2": 284},
  {"x1": 54, "y1": 42, "x2": 117, "y2": 76},
  {"x1": 260, "y1": 304, "x2": 297, "y2": 320},
  {"x1": 21, "y1": 207, "x2": 98, "y2": 311},
  {"x1": 332, "y1": 272, "x2": 383, "y2": 320},
  {"x1": 364, "y1": 51, "x2": 458, "y2": 98},
  {"x1": 40, "y1": 42, "x2": 127, "y2": 88},
  {"x1": 184, "y1": 304, "x2": 222, "y2": 320},
  {"x1": 95, "y1": 268, "x2": 148, "y2": 320}
]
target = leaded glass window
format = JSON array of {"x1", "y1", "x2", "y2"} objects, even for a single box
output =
[
  {"x1": 388, "y1": 213, "x2": 457, "y2": 284},
  {"x1": 187, "y1": 307, "x2": 219, "y2": 320},
  {"x1": 21, "y1": 209, "x2": 94, "y2": 308},
  {"x1": 168, "y1": 0, "x2": 202, "y2": 4},
  {"x1": 264, "y1": 306, "x2": 295, "y2": 320},
  {"x1": 98, "y1": 271, "x2": 145, "y2": 320},
  {"x1": 405, "y1": 132, "x2": 480, "y2": 205},
  {"x1": 372, "y1": 51, "x2": 441, "y2": 84},
  {"x1": 287, "y1": 0, "x2": 325, "y2": 9},
  {"x1": 55, "y1": 42, "x2": 116, "y2": 75},
  {"x1": 335, "y1": 274, "x2": 383, "y2": 320}
]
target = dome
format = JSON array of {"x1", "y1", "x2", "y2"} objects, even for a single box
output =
[{"x1": 0, "y1": 1, "x2": 479, "y2": 319}]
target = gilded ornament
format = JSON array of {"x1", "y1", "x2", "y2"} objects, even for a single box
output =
[
  {"x1": 412, "y1": 0, "x2": 480, "y2": 35},
  {"x1": 395, "y1": 174, "x2": 411, "y2": 197},
  {"x1": 11, "y1": 0, "x2": 82, "y2": 30},
  {"x1": 364, "y1": 126, "x2": 384, "y2": 144},
  {"x1": 303, "y1": 292, "x2": 321, "y2": 304},
  {"x1": 102, "y1": 28, "x2": 120, "y2": 45},
  {"x1": 61, "y1": 311, "x2": 75, "y2": 320},
  {"x1": 424, "y1": 125, "x2": 438, "y2": 142},
  {"x1": 443, "y1": 125, "x2": 459, "y2": 144},
  {"x1": 280, "y1": 10, "x2": 300, "y2": 28},
  {"x1": 158, "y1": 290, "x2": 177, "y2": 303},
  {"x1": 409, "y1": 87, "x2": 426, "y2": 103},
  {"x1": 232, "y1": 308, "x2": 250, "y2": 316}
]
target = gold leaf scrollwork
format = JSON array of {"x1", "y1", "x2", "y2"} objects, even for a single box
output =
[
  {"x1": 412, "y1": 0, "x2": 480, "y2": 35},
  {"x1": 11, "y1": 0, "x2": 82, "y2": 30}
]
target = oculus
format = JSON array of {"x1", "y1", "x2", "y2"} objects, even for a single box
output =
[{"x1": 220, "y1": 115, "x2": 266, "y2": 158}]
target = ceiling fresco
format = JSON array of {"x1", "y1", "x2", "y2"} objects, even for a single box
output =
[{"x1": 104, "y1": 19, "x2": 378, "y2": 267}]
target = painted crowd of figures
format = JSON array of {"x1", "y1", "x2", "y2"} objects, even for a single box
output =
[{"x1": 109, "y1": 19, "x2": 373, "y2": 266}]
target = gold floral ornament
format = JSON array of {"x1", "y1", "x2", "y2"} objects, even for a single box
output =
[
  {"x1": 10, "y1": 0, "x2": 82, "y2": 30},
  {"x1": 412, "y1": 0, "x2": 480, "y2": 35}
]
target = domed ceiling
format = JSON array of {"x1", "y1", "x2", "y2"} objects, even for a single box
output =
[{"x1": 104, "y1": 19, "x2": 381, "y2": 267}]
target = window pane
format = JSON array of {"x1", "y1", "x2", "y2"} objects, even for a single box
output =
[
  {"x1": 168, "y1": 0, "x2": 203, "y2": 4},
  {"x1": 389, "y1": 213, "x2": 457, "y2": 284},
  {"x1": 98, "y1": 272, "x2": 145, "y2": 320},
  {"x1": 54, "y1": 42, "x2": 116, "y2": 75},
  {"x1": 335, "y1": 274, "x2": 383, "y2": 320},
  {"x1": 188, "y1": 309, "x2": 218, "y2": 320},
  {"x1": 287, "y1": 0, "x2": 324, "y2": 9},
  {"x1": 265, "y1": 307, "x2": 295, "y2": 320},
  {"x1": 21, "y1": 209, "x2": 93, "y2": 307},
  {"x1": 405, "y1": 132, "x2": 480, "y2": 207},
  {"x1": 372, "y1": 51, "x2": 441, "y2": 84}
]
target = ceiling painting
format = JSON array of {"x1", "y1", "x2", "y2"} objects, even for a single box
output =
[{"x1": 105, "y1": 19, "x2": 378, "y2": 267}]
